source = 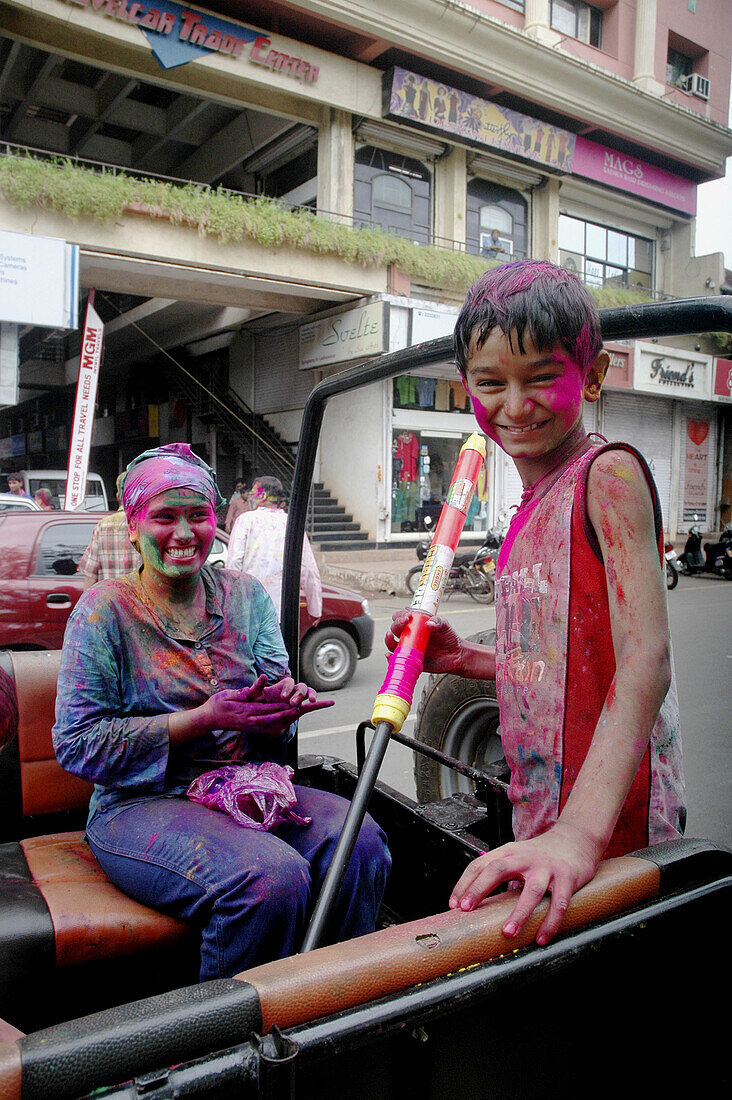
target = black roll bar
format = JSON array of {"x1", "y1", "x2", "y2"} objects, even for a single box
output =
[{"x1": 282, "y1": 295, "x2": 732, "y2": 751}]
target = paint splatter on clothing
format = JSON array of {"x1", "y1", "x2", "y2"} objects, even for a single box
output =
[
  {"x1": 226, "y1": 507, "x2": 322, "y2": 618},
  {"x1": 495, "y1": 442, "x2": 685, "y2": 855},
  {"x1": 52, "y1": 565, "x2": 292, "y2": 822}
]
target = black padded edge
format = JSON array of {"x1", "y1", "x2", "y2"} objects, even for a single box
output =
[
  {"x1": 21, "y1": 978, "x2": 263, "y2": 1100},
  {"x1": 0, "y1": 842, "x2": 56, "y2": 1010},
  {"x1": 629, "y1": 838, "x2": 732, "y2": 895}
]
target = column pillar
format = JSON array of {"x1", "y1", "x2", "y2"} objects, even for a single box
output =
[
  {"x1": 530, "y1": 177, "x2": 560, "y2": 262},
  {"x1": 633, "y1": 0, "x2": 664, "y2": 95},
  {"x1": 317, "y1": 108, "x2": 354, "y2": 223},
  {"x1": 524, "y1": 0, "x2": 561, "y2": 46},
  {"x1": 0, "y1": 323, "x2": 19, "y2": 407},
  {"x1": 434, "y1": 145, "x2": 467, "y2": 250}
]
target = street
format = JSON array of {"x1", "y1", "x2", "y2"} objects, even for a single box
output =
[{"x1": 296, "y1": 573, "x2": 732, "y2": 850}]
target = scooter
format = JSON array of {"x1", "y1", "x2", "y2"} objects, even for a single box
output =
[
  {"x1": 664, "y1": 542, "x2": 679, "y2": 590},
  {"x1": 405, "y1": 513, "x2": 506, "y2": 604},
  {"x1": 678, "y1": 522, "x2": 732, "y2": 579}
]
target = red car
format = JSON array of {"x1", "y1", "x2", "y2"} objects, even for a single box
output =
[{"x1": 0, "y1": 511, "x2": 373, "y2": 690}]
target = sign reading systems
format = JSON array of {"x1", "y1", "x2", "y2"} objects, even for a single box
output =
[{"x1": 65, "y1": 0, "x2": 320, "y2": 78}]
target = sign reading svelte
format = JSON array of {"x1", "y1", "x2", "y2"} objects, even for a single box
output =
[
  {"x1": 66, "y1": 292, "x2": 104, "y2": 511},
  {"x1": 63, "y1": 0, "x2": 320, "y2": 78}
]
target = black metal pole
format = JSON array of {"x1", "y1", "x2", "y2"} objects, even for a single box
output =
[{"x1": 300, "y1": 719, "x2": 393, "y2": 953}]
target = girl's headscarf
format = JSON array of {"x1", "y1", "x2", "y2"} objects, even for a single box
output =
[{"x1": 122, "y1": 443, "x2": 224, "y2": 523}]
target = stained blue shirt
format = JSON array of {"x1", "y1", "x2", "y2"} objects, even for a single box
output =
[{"x1": 52, "y1": 566, "x2": 291, "y2": 821}]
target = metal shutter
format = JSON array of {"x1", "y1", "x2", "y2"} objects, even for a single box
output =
[{"x1": 602, "y1": 391, "x2": 674, "y2": 531}]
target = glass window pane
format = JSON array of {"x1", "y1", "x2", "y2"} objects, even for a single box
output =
[
  {"x1": 559, "y1": 215, "x2": 585, "y2": 252},
  {"x1": 604, "y1": 266, "x2": 625, "y2": 285},
  {"x1": 576, "y1": 4, "x2": 590, "y2": 44},
  {"x1": 584, "y1": 259, "x2": 604, "y2": 287},
  {"x1": 632, "y1": 237, "x2": 653, "y2": 272},
  {"x1": 33, "y1": 523, "x2": 97, "y2": 576},
  {"x1": 551, "y1": 0, "x2": 577, "y2": 37},
  {"x1": 559, "y1": 250, "x2": 584, "y2": 277},
  {"x1": 585, "y1": 222, "x2": 606, "y2": 260},
  {"x1": 479, "y1": 204, "x2": 513, "y2": 234},
  {"x1": 373, "y1": 175, "x2": 411, "y2": 210},
  {"x1": 606, "y1": 230, "x2": 627, "y2": 267},
  {"x1": 627, "y1": 269, "x2": 651, "y2": 290}
]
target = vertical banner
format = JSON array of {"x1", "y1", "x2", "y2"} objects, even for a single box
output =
[
  {"x1": 66, "y1": 291, "x2": 104, "y2": 510},
  {"x1": 682, "y1": 418, "x2": 710, "y2": 523}
]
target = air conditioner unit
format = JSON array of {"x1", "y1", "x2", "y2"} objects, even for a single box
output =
[{"x1": 683, "y1": 73, "x2": 710, "y2": 99}]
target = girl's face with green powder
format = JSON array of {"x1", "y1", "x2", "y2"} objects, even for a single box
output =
[{"x1": 129, "y1": 488, "x2": 216, "y2": 581}]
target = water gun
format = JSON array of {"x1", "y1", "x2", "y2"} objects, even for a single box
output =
[
  {"x1": 301, "y1": 431, "x2": 486, "y2": 952},
  {"x1": 372, "y1": 431, "x2": 487, "y2": 733}
]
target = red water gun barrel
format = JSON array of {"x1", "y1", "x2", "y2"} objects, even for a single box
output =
[{"x1": 372, "y1": 432, "x2": 487, "y2": 732}]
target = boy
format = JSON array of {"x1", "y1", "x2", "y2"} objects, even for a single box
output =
[{"x1": 388, "y1": 261, "x2": 684, "y2": 946}]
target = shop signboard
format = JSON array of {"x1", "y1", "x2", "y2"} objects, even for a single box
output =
[
  {"x1": 66, "y1": 293, "x2": 104, "y2": 511},
  {"x1": 634, "y1": 343, "x2": 712, "y2": 401},
  {"x1": 0, "y1": 434, "x2": 26, "y2": 459},
  {"x1": 383, "y1": 69, "x2": 696, "y2": 215},
  {"x1": 603, "y1": 342, "x2": 633, "y2": 390},
  {"x1": 0, "y1": 230, "x2": 79, "y2": 329},
  {"x1": 410, "y1": 308, "x2": 457, "y2": 346},
  {"x1": 713, "y1": 358, "x2": 732, "y2": 402},
  {"x1": 299, "y1": 302, "x2": 387, "y2": 369},
  {"x1": 682, "y1": 418, "x2": 711, "y2": 523},
  {"x1": 62, "y1": 0, "x2": 320, "y2": 79}
]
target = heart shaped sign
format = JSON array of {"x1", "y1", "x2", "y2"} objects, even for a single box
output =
[{"x1": 687, "y1": 419, "x2": 709, "y2": 447}]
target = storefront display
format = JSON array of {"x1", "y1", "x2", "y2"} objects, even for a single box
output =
[{"x1": 391, "y1": 426, "x2": 490, "y2": 534}]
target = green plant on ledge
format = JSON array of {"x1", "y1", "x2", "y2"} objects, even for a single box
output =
[{"x1": 0, "y1": 151, "x2": 653, "y2": 305}]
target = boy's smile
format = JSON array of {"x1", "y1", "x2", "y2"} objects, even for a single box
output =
[{"x1": 463, "y1": 327, "x2": 606, "y2": 482}]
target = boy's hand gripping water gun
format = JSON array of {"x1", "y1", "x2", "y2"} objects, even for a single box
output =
[
  {"x1": 372, "y1": 431, "x2": 488, "y2": 733},
  {"x1": 301, "y1": 432, "x2": 487, "y2": 953}
]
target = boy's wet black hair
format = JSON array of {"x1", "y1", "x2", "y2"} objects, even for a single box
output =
[{"x1": 454, "y1": 260, "x2": 603, "y2": 377}]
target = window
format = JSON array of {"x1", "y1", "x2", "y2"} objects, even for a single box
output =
[
  {"x1": 666, "y1": 48, "x2": 693, "y2": 88},
  {"x1": 33, "y1": 523, "x2": 96, "y2": 577},
  {"x1": 550, "y1": 0, "x2": 602, "y2": 48},
  {"x1": 466, "y1": 180, "x2": 528, "y2": 261},
  {"x1": 558, "y1": 215, "x2": 653, "y2": 291}
]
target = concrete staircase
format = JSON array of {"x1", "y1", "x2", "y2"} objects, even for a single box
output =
[{"x1": 308, "y1": 483, "x2": 375, "y2": 552}]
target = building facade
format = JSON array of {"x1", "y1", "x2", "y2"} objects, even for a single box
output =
[{"x1": 0, "y1": 0, "x2": 730, "y2": 542}]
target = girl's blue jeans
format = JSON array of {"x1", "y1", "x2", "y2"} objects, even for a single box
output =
[{"x1": 86, "y1": 785, "x2": 391, "y2": 981}]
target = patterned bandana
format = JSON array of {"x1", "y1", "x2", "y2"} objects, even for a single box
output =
[{"x1": 122, "y1": 443, "x2": 225, "y2": 521}]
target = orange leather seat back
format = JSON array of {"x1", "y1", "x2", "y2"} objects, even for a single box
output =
[{"x1": 8, "y1": 650, "x2": 93, "y2": 816}]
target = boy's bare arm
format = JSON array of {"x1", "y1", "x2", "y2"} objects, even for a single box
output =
[{"x1": 450, "y1": 449, "x2": 670, "y2": 944}]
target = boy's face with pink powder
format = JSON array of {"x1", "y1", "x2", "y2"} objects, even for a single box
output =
[{"x1": 462, "y1": 327, "x2": 607, "y2": 464}]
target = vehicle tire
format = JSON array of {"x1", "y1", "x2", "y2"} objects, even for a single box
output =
[
  {"x1": 406, "y1": 565, "x2": 422, "y2": 595},
  {"x1": 299, "y1": 626, "x2": 358, "y2": 691},
  {"x1": 465, "y1": 565, "x2": 495, "y2": 604},
  {"x1": 666, "y1": 562, "x2": 678, "y2": 590},
  {"x1": 413, "y1": 630, "x2": 506, "y2": 802}
]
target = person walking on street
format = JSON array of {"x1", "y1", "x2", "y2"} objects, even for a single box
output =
[
  {"x1": 226, "y1": 476, "x2": 322, "y2": 620},
  {"x1": 225, "y1": 478, "x2": 251, "y2": 533}
]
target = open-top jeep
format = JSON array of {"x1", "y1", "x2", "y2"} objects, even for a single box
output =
[{"x1": 0, "y1": 297, "x2": 729, "y2": 1099}]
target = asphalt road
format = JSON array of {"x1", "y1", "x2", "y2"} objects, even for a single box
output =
[{"x1": 295, "y1": 572, "x2": 732, "y2": 851}]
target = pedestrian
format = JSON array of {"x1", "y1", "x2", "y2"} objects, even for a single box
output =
[
  {"x1": 34, "y1": 488, "x2": 54, "y2": 510},
  {"x1": 225, "y1": 478, "x2": 250, "y2": 533},
  {"x1": 78, "y1": 472, "x2": 141, "y2": 588},
  {"x1": 6, "y1": 474, "x2": 31, "y2": 499},
  {"x1": 387, "y1": 260, "x2": 684, "y2": 946},
  {"x1": 52, "y1": 442, "x2": 390, "y2": 980},
  {"x1": 226, "y1": 476, "x2": 322, "y2": 620}
]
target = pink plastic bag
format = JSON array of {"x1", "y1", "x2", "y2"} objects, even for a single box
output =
[{"x1": 186, "y1": 763, "x2": 311, "y2": 831}]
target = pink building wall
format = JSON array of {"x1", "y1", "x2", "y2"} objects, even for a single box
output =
[{"x1": 465, "y1": 1, "x2": 731, "y2": 126}]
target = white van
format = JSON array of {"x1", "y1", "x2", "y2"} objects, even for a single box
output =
[{"x1": 21, "y1": 470, "x2": 109, "y2": 511}]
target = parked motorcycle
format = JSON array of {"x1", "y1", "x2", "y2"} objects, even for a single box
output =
[
  {"x1": 405, "y1": 513, "x2": 506, "y2": 605},
  {"x1": 664, "y1": 542, "x2": 679, "y2": 590},
  {"x1": 678, "y1": 522, "x2": 732, "y2": 580}
]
